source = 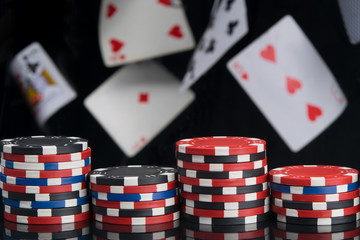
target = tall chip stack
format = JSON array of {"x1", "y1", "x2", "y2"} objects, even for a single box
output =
[
  {"x1": 0, "y1": 136, "x2": 91, "y2": 224},
  {"x1": 269, "y1": 165, "x2": 360, "y2": 226},
  {"x1": 89, "y1": 165, "x2": 180, "y2": 239},
  {"x1": 176, "y1": 136, "x2": 270, "y2": 225}
]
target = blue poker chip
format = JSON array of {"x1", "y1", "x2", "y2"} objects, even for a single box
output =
[
  {"x1": 3, "y1": 196, "x2": 89, "y2": 209},
  {"x1": 270, "y1": 181, "x2": 359, "y2": 194},
  {"x1": 91, "y1": 188, "x2": 178, "y2": 201},
  {"x1": 0, "y1": 172, "x2": 87, "y2": 186},
  {"x1": 1, "y1": 157, "x2": 91, "y2": 170}
]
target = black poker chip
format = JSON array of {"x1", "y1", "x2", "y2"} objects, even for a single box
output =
[
  {"x1": 92, "y1": 227, "x2": 180, "y2": 240},
  {"x1": 274, "y1": 220, "x2": 360, "y2": 233},
  {"x1": 0, "y1": 136, "x2": 88, "y2": 155},
  {"x1": 175, "y1": 151, "x2": 266, "y2": 163},
  {"x1": 92, "y1": 204, "x2": 180, "y2": 217},
  {"x1": 90, "y1": 165, "x2": 177, "y2": 186},
  {"x1": 182, "y1": 212, "x2": 270, "y2": 225},
  {"x1": 180, "y1": 182, "x2": 268, "y2": 195},
  {"x1": 4, "y1": 204, "x2": 89, "y2": 217},
  {"x1": 181, "y1": 197, "x2": 269, "y2": 210},
  {"x1": 4, "y1": 227, "x2": 89, "y2": 239},
  {"x1": 3, "y1": 189, "x2": 88, "y2": 201},
  {"x1": 271, "y1": 197, "x2": 360, "y2": 210},
  {"x1": 177, "y1": 166, "x2": 267, "y2": 179},
  {"x1": 273, "y1": 213, "x2": 360, "y2": 225}
]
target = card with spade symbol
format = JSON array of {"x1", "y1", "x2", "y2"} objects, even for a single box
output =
[
  {"x1": 227, "y1": 15, "x2": 347, "y2": 152},
  {"x1": 98, "y1": 0, "x2": 195, "y2": 67},
  {"x1": 180, "y1": 0, "x2": 248, "y2": 92}
]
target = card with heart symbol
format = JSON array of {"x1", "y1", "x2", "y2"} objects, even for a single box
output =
[
  {"x1": 227, "y1": 15, "x2": 347, "y2": 152},
  {"x1": 98, "y1": 0, "x2": 195, "y2": 67}
]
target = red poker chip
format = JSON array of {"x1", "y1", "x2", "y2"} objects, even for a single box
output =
[
  {"x1": 177, "y1": 158, "x2": 267, "y2": 171},
  {"x1": 176, "y1": 137, "x2": 266, "y2": 156},
  {"x1": 269, "y1": 165, "x2": 359, "y2": 187},
  {"x1": 4, "y1": 219, "x2": 89, "y2": 232},
  {"x1": 92, "y1": 197, "x2": 179, "y2": 209},
  {"x1": 0, "y1": 181, "x2": 87, "y2": 194},
  {"x1": 183, "y1": 228, "x2": 269, "y2": 240},
  {"x1": 181, "y1": 189, "x2": 269, "y2": 202},
  {"x1": 1, "y1": 148, "x2": 91, "y2": 163},
  {"x1": 1, "y1": 165, "x2": 91, "y2": 178},
  {"x1": 271, "y1": 189, "x2": 360, "y2": 202},
  {"x1": 90, "y1": 181, "x2": 177, "y2": 194},
  {"x1": 272, "y1": 227, "x2": 360, "y2": 239},
  {"x1": 93, "y1": 212, "x2": 180, "y2": 225},
  {"x1": 179, "y1": 174, "x2": 268, "y2": 187},
  {"x1": 94, "y1": 220, "x2": 179, "y2": 233},
  {"x1": 182, "y1": 205, "x2": 269, "y2": 218},
  {"x1": 271, "y1": 204, "x2": 360, "y2": 218},
  {"x1": 4, "y1": 211, "x2": 90, "y2": 224}
]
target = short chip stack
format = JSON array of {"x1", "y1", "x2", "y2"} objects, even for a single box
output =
[
  {"x1": 176, "y1": 136, "x2": 270, "y2": 225},
  {"x1": 0, "y1": 136, "x2": 91, "y2": 224},
  {"x1": 269, "y1": 165, "x2": 360, "y2": 225},
  {"x1": 89, "y1": 165, "x2": 180, "y2": 226}
]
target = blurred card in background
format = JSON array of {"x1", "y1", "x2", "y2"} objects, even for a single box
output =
[
  {"x1": 84, "y1": 61, "x2": 195, "y2": 157},
  {"x1": 10, "y1": 42, "x2": 77, "y2": 126},
  {"x1": 99, "y1": 0, "x2": 195, "y2": 67},
  {"x1": 338, "y1": 0, "x2": 360, "y2": 45},
  {"x1": 180, "y1": 0, "x2": 248, "y2": 92},
  {"x1": 227, "y1": 15, "x2": 347, "y2": 152}
]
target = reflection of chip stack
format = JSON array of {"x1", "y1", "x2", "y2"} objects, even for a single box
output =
[
  {"x1": 0, "y1": 136, "x2": 91, "y2": 225},
  {"x1": 176, "y1": 136, "x2": 270, "y2": 225},
  {"x1": 89, "y1": 165, "x2": 180, "y2": 228},
  {"x1": 269, "y1": 165, "x2": 360, "y2": 225}
]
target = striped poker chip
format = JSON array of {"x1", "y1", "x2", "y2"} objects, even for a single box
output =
[
  {"x1": 0, "y1": 136, "x2": 88, "y2": 155},
  {"x1": 269, "y1": 165, "x2": 359, "y2": 187},
  {"x1": 271, "y1": 189, "x2": 359, "y2": 202},
  {"x1": 274, "y1": 212, "x2": 360, "y2": 225},
  {"x1": 176, "y1": 136, "x2": 266, "y2": 156},
  {"x1": 272, "y1": 197, "x2": 360, "y2": 210},
  {"x1": 181, "y1": 212, "x2": 270, "y2": 225},
  {"x1": 3, "y1": 196, "x2": 89, "y2": 209},
  {"x1": 182, "y1": 204, "x2": 269, "y2": 218},
  {"x1": 92, "y1": 196, "x2": 179, "y2": 209},
  {"x1": 93, "y1": 227, "x2": 180, "y2": 240},
  {"x1": 270, "y1": 182, "x2": 359, "y2": 194},
  {"x1": 177, "y1": 158, "x2": 267, "y2": 171},
  {"x1": 4, "y1": 227, "x2": 90, "y2": 240},
  {"x1": 4, "y1": 235, "x2": 90, "y2": 240},
  {"x1": 272, "y1": 227, "x2": 360, "y2": 239},
  {"x1": 0, "y1": 181, "x2": 87, "y2": 194},
  {"x1": 180, "y1": 182, "x2": 268, "y2": 195},
  {"x1": 94, "y1": 220, "x2": 180, "y2": 233},
  {"x1": 178, "y1": 166, "x2": 268, "y2": 179},
  {"x1": 271, "y1": 204, "x2": 360, "y2": 218},
  {"x1": 1, "y1": 148, "x2": 91, "y2": 162},
  {"x1": 181, "y1": 189, "x2": 269, "y2": 202},
  {"x1": 275, "y1": 220, "x2": 360, "y2": 233},
  {"x1": 182, "y1": 197, "x2": 269, "y2": 210},
  {"x1": 4, "y1": 211, "x2": 90, "y2": 224},
  {"x1": 1, "y1": 165, "x2": 91, "y2": 178},
  {"x1": 179, "y1": 174, "x2": 268, "y2": 187},
  {"x1": 91, "y1": 188, "x2": 177, "y2": 201},
  {"x1": 93, "y1": 236, "x2": 178, "y2": 240},
  {"x1": 0, "y1": 172, "x2": 87, "y2": 186},
  {"x1": 181, "y1": 220, "x2": 269, "y2": 233},
  {"x1": 90, "y1": 165, "x2": 176, "y2": 186},
  {"x1": 175, "y1": 151, "x2": 266, "y2": 163},
  {"x1": 93, "y1": 204, "x2": 179, "y2": 217},
  {"x1": 183, "y1": 227, "x2": 269, "y2": 240},
  {"x1": 93, "y1": 211, "x2": 180, "y2": 225},
  {"x1": 1, "y1": 157, "x2": 91, "y2": 170},
  {"x1": 2, "y1": 189, "x2": 88, "y2": 201},
  {"x1": 4, "y1": 204, "x2": 89, "y2": 217},
  {"x1": 90, "y1": 181, "x2": 177, "y2": 194},
  {"x1": 4, "y1": 219, "x2": 90, "y2": 232}
]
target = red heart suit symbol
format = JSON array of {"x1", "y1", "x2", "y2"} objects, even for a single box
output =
[
  {"x1": 260, "y1": 45, "x2": 276, "y2": 62},
  {"x1": 242, "y1": 73, "x2": 248, "y2": 80},
  {"x1": 109, "y1": 39, "x2": 124, "y2": 53},
  {"x1": 158, "y1": 0, "x2": 171, "y2": 6},
  {"x1": 107, "y1": 3, "x2": 117, "y2": 18},
  {"x1": 286, "y1": 77, "x2": 302, "y2": 94},
  {"x1": 169, "y1": 25, "x2": 183, "y2": 38},
  {"x1": 307, "y1": 104, "x2": 322, "y2": 122}
]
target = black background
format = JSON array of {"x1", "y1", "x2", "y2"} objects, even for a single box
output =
[{"x1": 1, "y1": 0, "x2": 360, "y2": 171}]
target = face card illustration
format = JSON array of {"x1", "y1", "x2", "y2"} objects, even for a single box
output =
[
  {"x1": 99, "y1": 0, "x2": 195, "y2": 67},
  {"x1": 227, "y1": 15, "x2": 347, "y2": 152},
  {"x1": 180, "y1": 0, "x2": 248, "y2": 92},
  {"x1": 84, "y1": 61, "x2": 195, "y2": 157}
]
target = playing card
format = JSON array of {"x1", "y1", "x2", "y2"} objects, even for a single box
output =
[
  {"x1": 227, "y1": 15, "x2": 347, "y2": 152},
  {"x1": 338, "y1": 0, "x2": 360, "y2": 44},
  {"x1": 84, "y1": 61, "x2": 195, "y2": 157},
  {"x1": 180, "y1": 0, "x2": 248, "y2": 92},
  {"x1": 99, "y1": 0, "x2": 195, "y2": 67},
  {"x1": 9, "y1": 42, "x2": 77, "y2": 126}
]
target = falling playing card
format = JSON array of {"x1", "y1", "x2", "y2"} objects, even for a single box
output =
[
  {"x1": 99, "y1": 0, "x2": 195, "y2": 67},
  {"x1": 338, "y1": 0, "x2": 360, "y2": 44},
  {"x1": 180, "y1": 0, "x2": 248, "y2": 92},
  {"x1": 84, "y1": 61, "x2": 195, "y2": 157},
  {"x1": 227, "y1": 15, "x2": 347, "y2": 152}
]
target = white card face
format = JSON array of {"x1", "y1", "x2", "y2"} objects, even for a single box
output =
[
  {"x1": 10, "y1": 42, "x2": 77, "y2": 126},
  {"x1": 179, "y1": 0, "x2": 248, "y2": 92},
  {"x1": 99, "y1": 0, "x2": 195, "y2": 67},
  {"x1": 84, "y1": 61, "x2": 195, "y2": 157},
  {"x1": 227, "y1": 15, "x2": 347, "y2": 152}
]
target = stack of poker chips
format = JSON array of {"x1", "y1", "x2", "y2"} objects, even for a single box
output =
[
  {"x1": 89, "y1": 165, "x2": 180, "y2": 227},
  {"x1": 0, "y1": 136, "x2": 91, "y2": 224},
  {"x1": 269, "y1": 165, "x2": 360, "y2": 225},
  {"x1": 176, "y1": 136, "x2": 270, "y2": 225}
]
